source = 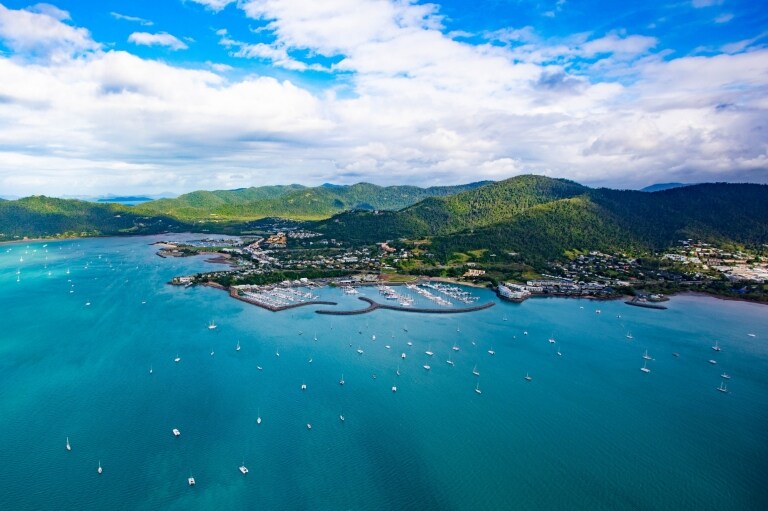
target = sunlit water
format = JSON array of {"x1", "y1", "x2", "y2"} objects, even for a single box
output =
[{"x1": 1, "y1": 235, "x2": 767, "y2": 510}]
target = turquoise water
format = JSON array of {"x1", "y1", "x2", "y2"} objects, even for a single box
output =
[{"x1": 1, "y1": 236, "x2": 767, "y2": 510}]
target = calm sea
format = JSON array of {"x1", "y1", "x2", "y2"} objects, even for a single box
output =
[{"x1": 1, "y1": 235, "x2": 766, "y2": 510}]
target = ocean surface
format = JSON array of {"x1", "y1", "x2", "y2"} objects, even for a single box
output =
[{"x1": 1, "y1": 235, "x2": 767, "y2": 511}]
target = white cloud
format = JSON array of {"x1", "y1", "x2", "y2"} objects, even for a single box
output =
[
  {"x1": 110, "y1": 12, "x2": 154, "y2": 26},
  {"x1": 188, "y1": 0, "x2": 236, "y2": 12},
  {"x1": 0, "y1": 2, "x2": 765, "y2": 195},
  {"x1": 128, "y1": 32, "x2": 188, "y2": 50},
  {"x1": 26, "y1": 3, "x2": 70, "y2": 20},
  {"x1": 714, "y1": 13, "x2": 734, "y2": 23},
  {"x1": 0, "y1": 4, "x2": 97, "y2": 61}
]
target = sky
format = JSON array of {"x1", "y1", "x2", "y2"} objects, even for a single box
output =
[{"x1": 0, "y1": 0, "x2": 766, "y2": 196}]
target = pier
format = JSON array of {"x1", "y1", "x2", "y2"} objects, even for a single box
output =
[{"x1": 316, "y1": 297, "x2": 495, "y2": 316}]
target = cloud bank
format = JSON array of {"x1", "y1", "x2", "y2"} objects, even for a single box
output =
[{"x1": 0, "y1": 1, "x2": 765, "y2": 195}]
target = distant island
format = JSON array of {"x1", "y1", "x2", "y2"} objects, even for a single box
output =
[{"x1": 2, "y1": 175, "x2": 767, "y2": 303}]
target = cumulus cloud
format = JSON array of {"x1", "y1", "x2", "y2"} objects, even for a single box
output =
[
  {"x1": 128, "y1": 31, "x2": 188, "y2": 50},
  {"x1": 0, "y1": 3, "x2": 97, "y2": 61},
  {"x1": 0, "y1": 1, "x2": 765, "y2": 195}
]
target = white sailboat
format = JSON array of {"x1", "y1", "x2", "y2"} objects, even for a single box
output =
[
  {"x1": 357, "y1": 347, "x2": 364, "y2": 354},
  {"x1": 149, "y1": 365, "x2": 153, "y2": 374},
  {"x1": 548, "y1": 335, "x2": 556, "y2": 344},
  {"x1": 339, "y1": 374, "x2": 345, "y2": 385},
  {"x1": 626, "y1": 331, "x2": 634, "y2": 340},
  {"x1": 446, "y1": 354, "x2": 454, "y2": 366},
  {"x1": 712, "y1": 341, "x2": 721, "y2": 352},
  {"x1": 640, "y1": 360, "x2": 650, "y2": 373},
  {"x1": 423, "y1": 364, "x2": 431, "y2": 370},
  {"x1": 239, "y1": 462, "x2": 249, "y2": 475},
  {"x1": 66, "y1": 437, "x2": 71, "y2": 451},
  {"x1": 524, "y1": 373, "x2": 532, "y2": 381},
  {"x1": 475, "y1": 381, "x2": 482, "y2": 394},
  {"x1": 472, "y1": 364, "x2": 480, "y2": 376},
  {"x1": 425, "y1": 345, "x2": 434, "y2": 356},
  {"x1": 721, "y1": 373, "x2": 731, "y2": 380},
  {"x1": 488, "y1": 349, "x2": 495, "y2": 355},
  {"x1": 643, "y1": 349, "x2": 652, "y2": 360},
  {"x1": 452, "y1": 342, "x2": 459, "y2": 352},
  {"x1": 208, "y1": 320, "x2": 217, "y2": 330},
  {"x1": 257, "y1": 409, "x2": 262, "y2": 425},
  {"x1": 97, "y1": 460, "x2": 102, "y2": 474},
  {"x1": 396, "y1": 364, "x2": 401, "y2": 376},
  {"x1": 235, "y1": 340, "x2": 241, "y2": 352},
  {"x1": 174, "y1": 353, "x2": 181, "y2": 363},
  {"x1": 717, "y1": 381, "x2": 728, "y2": 393}
]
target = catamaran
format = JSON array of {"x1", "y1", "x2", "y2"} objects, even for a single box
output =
[
  {"x1": 641, "y1": 360, "x2": 650, "y2": 373},
  {"x1": 717, "y1": 381, "x2": 728, "y2": 393},
  {"x1": 239, "y1": 463, "x2": 249, "y2": 475}
]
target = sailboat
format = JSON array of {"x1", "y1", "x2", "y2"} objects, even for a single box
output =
[
  {"x1": 401, "y1": 352, "x2": 406, "y2": 359},
  {"x1": 357, "y1": 347, "x2": 364, "y2": 355},
  {"x1": 487, "y1": 349, "x2": 495, "y2": 355},
  {"x1": 423, "y1": 364, "x2": 431, "y2": 370},
  {"x1": 452, "y1": 342, "x2": 460, "y2": 352},
  {"x1": 339, "y1": 374, "x2": 345, "y2": 385},
  {"x1": 640, "y1": 360, "x2": 650, "y2": 373},
  {"x1": 208, "y1": 320, "x2": 217, "y2": 330},
  {"x1": 339, "y1": 411, "x2": 345, "y2": 422},
  {"x1": 626, "y1": 331, "x2": 634, "y2": 340},
  {"x1": 396, "y1": 364, "x2": 401, "y2": 376},
  {"x1": 174, "y1": 353, "x2": 181, "y2": 363},
  {"x1": 475, "y1": 381, "x2": 482, "y2": 394},
  {"x1": 643, "y1": 349, "x2": 652, "y2": 360},
  {"x1": 188, "y1": 475, "x2": 195, "y2": 486},
  {"x1": 235, "y1": 340, "x2": 241, "y2": 352},
  {"x1": 257, "y1": 409, "x2": 262, "y2": 425},
  {"x1": 557, "y1": 346, "x2": 562, "y2": 356},
  {"x1": 425, "y1": 345, "x2": 434, "y2": 356},
  {"x1": 472, "y1": 364, "x2": 480, "y2": 376},
  {"x1": 314, "y1": 332, "x2": 318, "y2": 341},
  {"x1": 66, "y1": 437, "x2": 71, "y2": 451},
  {"x1": 721, "y1": 372, "x2": 731, "y2": 380},
  {"x1": 717, "y1": 381, "x2": 728, "y2": 393},
  {"x1": 524, "y1": 373, "x2": 532, "y2": 381},
  {"x1": 239, "y1": 461, "x2": 249, "y2": 475},
  {"x1": 149, "y1": 365, "x2": 153, "y2": 374},
  {"x1": 97, "y1": 460, "x2": 102, "y2": 474},
  {"x1": 712, "y1": 341, "x2": 721, "y2": 352},
  {"x1": 548, "y1": 335, "x2": 556, "y2": 344},
  {"x1": 446, "y1": 353, "x2": 454, "y2": 366}
]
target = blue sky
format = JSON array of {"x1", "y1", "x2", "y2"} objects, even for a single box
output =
[{"x1": 0, "y1": 0, "x2": 766, "y2": 196}]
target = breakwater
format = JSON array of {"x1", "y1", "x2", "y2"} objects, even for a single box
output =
[{"x1": 316, "y1": 296, "x2": 495, "y2": 316}]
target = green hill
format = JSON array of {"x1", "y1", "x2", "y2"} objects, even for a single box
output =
[
  {"x1": 134, "y1": 182, "x2": 490, "y2": 221},
  {"x1": 0, "y1": 196, "x2": 189, "y2": 240},
  {"x1": 315, "y1": 176, "x2": 768, "y2": 263}
]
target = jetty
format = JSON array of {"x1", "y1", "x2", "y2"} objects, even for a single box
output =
[{"x1": 316, "y1": 297, "x2": 494, "y2": 316}]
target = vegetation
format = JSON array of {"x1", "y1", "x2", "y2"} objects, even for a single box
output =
[
  {"x1": 134, "y1": 181, "x2": 491, "y2": 221},
  {"x1": 314, "y1": 176, "x2": 768, "y2": 266},
  {"x1": 0, "y1": 196, "x2": 190, "y2": 240}
]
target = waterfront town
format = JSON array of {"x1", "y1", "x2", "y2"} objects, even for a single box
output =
[{"x1": 161, "y1": 226, "x2": 768, "y2": 306}]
